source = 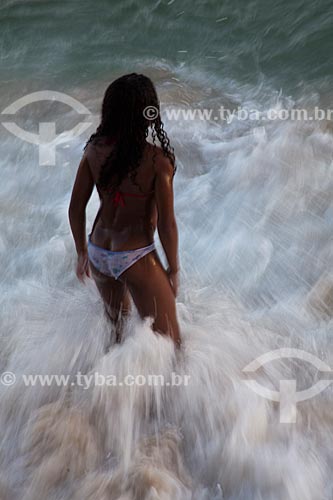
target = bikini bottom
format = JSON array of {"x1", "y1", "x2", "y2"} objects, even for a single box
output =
[{"x1": 87, "y1": 234, "x2": 155, "y2": 280}]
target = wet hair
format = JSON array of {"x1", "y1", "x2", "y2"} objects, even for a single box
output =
[{"x1": 84, "y1": 73, "x2": 176, "y2": 194}]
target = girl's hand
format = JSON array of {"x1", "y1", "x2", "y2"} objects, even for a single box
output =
[
  {"x1": 167, "y1": 267, "x2": 179, "y2": 297},
  {"x1": 76, "y1": 250, "x2": 91, "y2": 282}
]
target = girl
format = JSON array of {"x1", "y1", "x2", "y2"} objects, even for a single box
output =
[{"x1": 69, "y1": 73, "x2": 181, "y2": 348}]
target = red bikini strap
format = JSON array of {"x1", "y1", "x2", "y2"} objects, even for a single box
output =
[
  {"x1": 121, "y1": 191, "x2": 148, "y2": 198},
  {"x1": 112, "y1": 191, "x2": 125, "y2": 207},
  {"x1": 111, "y1": 190, "x2": 149, "y2": 207}
]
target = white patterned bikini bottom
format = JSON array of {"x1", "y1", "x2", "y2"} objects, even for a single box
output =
[{"x1": 87, "y1": 234, "x2": 156, "y2": 280}]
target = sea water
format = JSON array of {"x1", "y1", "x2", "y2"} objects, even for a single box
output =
[{"x1": 0, "y1": 1, "x2": 332, "y2": 499}]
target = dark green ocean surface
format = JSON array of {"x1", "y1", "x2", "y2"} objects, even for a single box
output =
[{"x1": 1, "y1": 0, "x2": 332, "y2": 96}]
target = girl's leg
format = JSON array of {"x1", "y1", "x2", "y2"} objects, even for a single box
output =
[
  {"x1": 121, "y1": 250, "x2": 181, "y2": 346},
  {"x1": 89, "y1": 259, "x2": 132, "y2": 348}
]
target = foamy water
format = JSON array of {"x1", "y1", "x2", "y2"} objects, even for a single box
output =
[{"x1": 0, "y1": 56, "x2": 333, "y2": 500}]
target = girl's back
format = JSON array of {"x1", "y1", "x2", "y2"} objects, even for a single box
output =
[{"x1": 85, "y1": 137, "x2": 158, "y2": 249}]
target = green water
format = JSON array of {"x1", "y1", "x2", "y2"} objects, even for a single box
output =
[{"x1": 1, "y1": 0, "x2": 332, "y2": 95}]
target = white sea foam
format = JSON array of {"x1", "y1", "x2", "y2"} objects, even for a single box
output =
[{"x1": 0, "y1": 71, "x2": 332, "y2": 499}]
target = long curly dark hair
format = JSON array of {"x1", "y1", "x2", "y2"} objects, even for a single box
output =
[{"x1": 84, "y1": 73, "x2": 176, "y2": 194}]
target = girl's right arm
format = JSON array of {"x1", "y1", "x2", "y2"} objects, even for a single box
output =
[{"x1": 154, "y1": 154, "x2": 179, "y2": 295}]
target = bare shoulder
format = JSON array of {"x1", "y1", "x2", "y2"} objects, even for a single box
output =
[
  {"x1": 146, "y1": 142, "x2": 174, "y2": 177},
  {"x1": 83, "y1": 140, "x2": 96, "y2": 163}
]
